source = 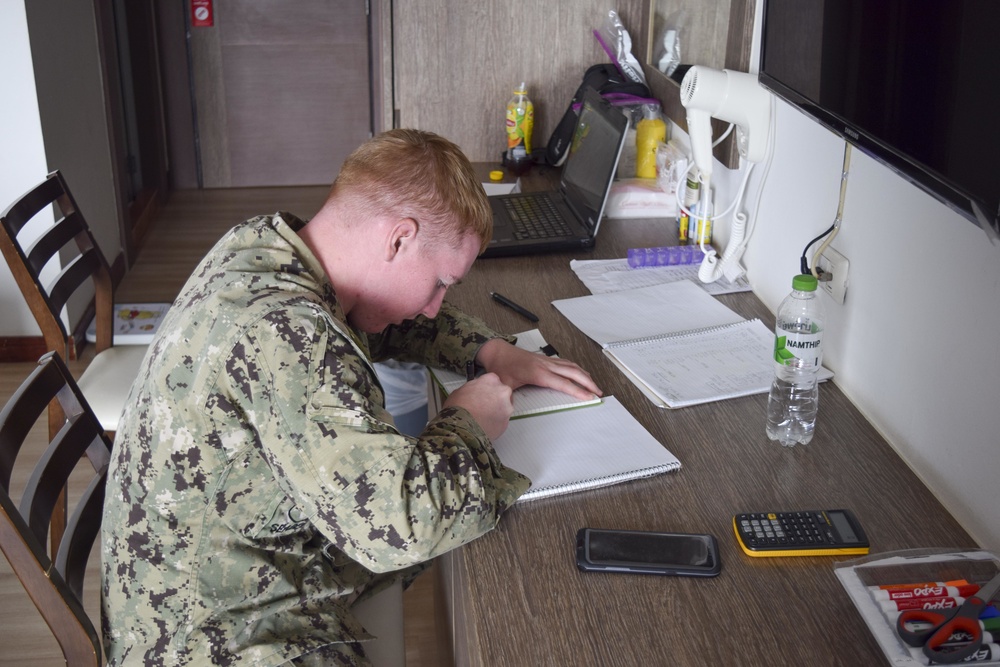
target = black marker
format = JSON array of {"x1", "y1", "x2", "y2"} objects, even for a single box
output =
[
  {"x1": 466, "y1": 360, "x2": 475, "y2": 381},
  {"x1": 490, "y1": 291, "x2": 539, "y2": 322}
]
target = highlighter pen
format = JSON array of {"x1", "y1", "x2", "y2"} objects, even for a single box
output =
[{"x1": 490, "y1": 292, "x2": 539, "y2": 322}]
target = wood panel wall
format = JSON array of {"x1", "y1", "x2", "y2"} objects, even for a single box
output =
[
  {"x1": 392, "y1": 1, "x2": 647, "y2": 162},
  {"x1": 643, "y1": 0, "x2": 756, "y2": 169}
]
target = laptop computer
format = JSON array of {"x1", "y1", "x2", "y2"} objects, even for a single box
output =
[{"x1": 481, "y1": 86, "x2": 630, "y2": 258}]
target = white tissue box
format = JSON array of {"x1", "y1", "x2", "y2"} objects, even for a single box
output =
[{"x1": 605, "y1": 178, "x2": 677, "y2": 219}]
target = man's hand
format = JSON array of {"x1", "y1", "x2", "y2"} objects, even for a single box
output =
[
  {"x1": 442, "y1": 373, "x2": 514, "y2": 441},
  {"x1": 474, "y1": 338, "x2": 602, "y2": 401}
]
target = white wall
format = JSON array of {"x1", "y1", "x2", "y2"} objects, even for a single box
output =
[
  {"x1": 673, "y1": 3, "x2": 1000, "y2": 556},
  {"x1": 730, "y1": 97, "x2": 1000, "y2": 553},
  {"x1": 0, "y1": 1, "x2": 53, "y2": 337},
  {"x1": 722, "y1": 4, "x2": 1000, "y2": 554}
]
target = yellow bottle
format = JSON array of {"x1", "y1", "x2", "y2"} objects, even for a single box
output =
[
  {"x1": 505, "y1": 83, "x2": 534, "y2": 174},
  {"x1": 635, "y1": 106, "x2": 666, "y2": 179},
  {"x1": 694, "y1": 199, "x2": 713, "y2": 246},
  {"x1": 678, "y1": 174, "x2": 699, "y2": 245}
]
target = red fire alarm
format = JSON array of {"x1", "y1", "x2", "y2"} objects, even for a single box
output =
[{"x1": 191, "y1": 0, "x2": 213, "y2": 27}]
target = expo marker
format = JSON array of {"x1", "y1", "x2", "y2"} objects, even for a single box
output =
[
  {"x1": 888, "y1": 610, "x2": 1000, "y2": 634},
  {"x1": 873, "y1": 583, "x2": 980, "y2": 602},
  {"x1": 873, "y1": 579, "x2": 969, "y2": 592},
  {"x1": 898, "y1": 628, "x2": 994, "y2": 646},
  {"x1": 879, "y1": 596, "x2": 966, "y2": 613},
  {"x1": 906, "y1": 643, "x2": 1000, "y2": 664}
]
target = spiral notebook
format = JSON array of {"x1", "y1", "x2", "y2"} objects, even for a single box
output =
[
  {"x1": 552, "y1": 281, "x2": 833, "y2": 409},
  {"x1": 604, "y1": 319, "x2": 780, "y2": 408},
  {"x1": 430, "y1": 329, "x2": 602, "y2": 418},
  {"x1": 492, "y1": 396, "x2": 681, "y2": 502}
]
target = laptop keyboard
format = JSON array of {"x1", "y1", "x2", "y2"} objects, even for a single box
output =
[{"x1": 504, "y1": 196, "x2": 573, "y2": 240}]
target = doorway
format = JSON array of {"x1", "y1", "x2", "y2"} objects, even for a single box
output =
[
  {"x1": 109, "y1": 0, "x2": 170, "y2": 261},
  {"x1": 183, "y1": 0, "x2": 374, "y2": 188}
]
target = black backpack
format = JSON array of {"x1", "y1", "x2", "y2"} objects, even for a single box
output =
[{"x1": 544, "y1": 63, "x2": 652, "y2": 166}]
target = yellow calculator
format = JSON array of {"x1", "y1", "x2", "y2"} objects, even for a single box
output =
[{"x1": 734, "y1": 510, "x2": 870, "y2": 557}]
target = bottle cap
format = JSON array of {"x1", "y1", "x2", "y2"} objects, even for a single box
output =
[
  {"x1": 489, "y1": 170, "x2": 504, "y2": 182},
  {"x1": 792, "y1": 274, "x2": 818, "y2": 291}
]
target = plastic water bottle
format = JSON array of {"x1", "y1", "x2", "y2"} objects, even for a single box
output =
[
  {"x1": 505, "y1": 83, "x2": 534, "y2": 175},
  {"x1": 766, "y1": 274, "x2": 825, "y2": 446}
]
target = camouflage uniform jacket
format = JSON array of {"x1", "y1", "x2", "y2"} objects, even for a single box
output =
[{"x1": 101, "y1": 213, "x2": 530, "y2": 666}]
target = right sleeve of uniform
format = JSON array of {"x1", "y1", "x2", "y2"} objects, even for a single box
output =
[{"x1": 210, "y1": 304, "x2": 530, "y2": 573}]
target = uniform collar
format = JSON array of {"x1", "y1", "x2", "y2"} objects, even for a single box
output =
[{"x1": 269, "y1": 212, "x2": 370, "y2": 358}]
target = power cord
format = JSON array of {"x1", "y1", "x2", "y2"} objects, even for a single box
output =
[
  {"x1": 801, "y1": 143, "x2": 852, "y2": 278},
  {"x1": 799, "y1": 224, "x2": 835, "y2": 275}
]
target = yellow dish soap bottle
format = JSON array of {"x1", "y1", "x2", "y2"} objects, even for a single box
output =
[{"x1": 635, "y1": 105, "x2": 666, "y2": 179}]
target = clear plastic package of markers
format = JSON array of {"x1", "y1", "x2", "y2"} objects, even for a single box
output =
[{"x1": 834, "y1": 549, "x2": 1000, "y2": 666}]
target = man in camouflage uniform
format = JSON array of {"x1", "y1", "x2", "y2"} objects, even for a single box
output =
[{"x1": 101, "y1": 129, "x2": 600, "y2": 665}]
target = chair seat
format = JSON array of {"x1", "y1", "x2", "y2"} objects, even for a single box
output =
[{"x1": 77, "y1": 345, "x2": 149, "y2": 431}]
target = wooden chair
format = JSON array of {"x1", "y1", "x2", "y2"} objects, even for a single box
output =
[
  {"x1": 0, "y1": 351, "x2": 111, "y2": 667},
  {"x1": 0, "y1": 171, "x2": 149, "y2": 438}
]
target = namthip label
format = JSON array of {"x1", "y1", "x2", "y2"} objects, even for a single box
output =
[{"x1": 773, "y1": 329, "x2": 823, "y2": 369}]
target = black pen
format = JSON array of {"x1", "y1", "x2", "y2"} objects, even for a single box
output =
[
  {"x1": 466, "y1": 360, "x2": 475, "y2": 381},
  {"x1": 490, "y1": 291, "x2": 539, "y2": 322}
]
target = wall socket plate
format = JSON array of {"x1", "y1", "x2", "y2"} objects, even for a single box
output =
[{"x1": 816, "y1": 246, "x2": 849, "y2": 304}]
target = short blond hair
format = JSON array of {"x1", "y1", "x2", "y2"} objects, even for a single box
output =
[{"x1": 326, "y1": 129, "x2": 492, "y2": 253}]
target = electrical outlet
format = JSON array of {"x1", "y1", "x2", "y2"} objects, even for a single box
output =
[{"x1": 816, "y1": 247, "x2": 849, "y2": 304}]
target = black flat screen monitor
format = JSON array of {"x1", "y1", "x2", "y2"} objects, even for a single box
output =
[{"x1": 759, "y1": 0, "x2": 1000, "y2": 235}]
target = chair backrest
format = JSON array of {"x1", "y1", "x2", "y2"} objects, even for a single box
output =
[
  {"x1": 0, "y1": 351, "x2": 111, "y2": 667},
  {"x1": 0, "y1": 170, "x2": 114, "y2": 360}
]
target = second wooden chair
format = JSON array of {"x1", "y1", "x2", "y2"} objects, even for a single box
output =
[
  {"x1": 0, "y1": 351, "x2": 112, "y2": 666},
  {"x1": 0, "y1": 171, "x2": 149, "y2": 438}
]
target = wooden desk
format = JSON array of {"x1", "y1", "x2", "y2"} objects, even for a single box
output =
[{"x1": 436, "y1": 165, "x2": 977, "y2": 666}]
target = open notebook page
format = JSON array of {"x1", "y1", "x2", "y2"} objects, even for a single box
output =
[
  {"x1": 430, "y1": 329, "x2": 602, "y2": 418},
  {"x1": 551, "y1": 280, "x2": 743, "y2": 348}
]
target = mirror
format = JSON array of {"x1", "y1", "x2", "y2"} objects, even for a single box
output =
[{"x1": 637, "y1": 0, "x2": 755, "y2": 169}]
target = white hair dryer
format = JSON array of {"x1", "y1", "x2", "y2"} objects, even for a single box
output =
[
  {"x1": 680, "y1": 66, "x2": 771, "y2": 178},
  {"x1": 679, "y1": 66, "x2": 772, "y2": 283}
]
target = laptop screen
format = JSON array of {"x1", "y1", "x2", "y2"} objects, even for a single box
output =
[{"x1": 561, "y1": 93, "x2": 629, "y2": 231}]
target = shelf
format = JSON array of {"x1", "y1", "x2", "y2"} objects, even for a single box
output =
[{"x1": 638, "y1": 0, "x2": 756, "y2": 170}]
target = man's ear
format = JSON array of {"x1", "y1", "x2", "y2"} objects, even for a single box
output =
[{"x1": 385, "y1": 217, "x2": 418, "y2": 260}]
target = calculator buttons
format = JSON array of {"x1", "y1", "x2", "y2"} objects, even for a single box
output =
[
  {"x1": 736, "y1": 511, "x2": 834, "y2": 549},
  {"x1": 734, "y1": 510, "x2": 869, "y2": 557}
]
